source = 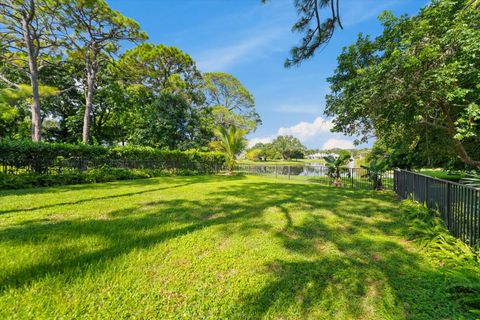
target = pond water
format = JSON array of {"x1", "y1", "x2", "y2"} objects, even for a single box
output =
[{"x1": 236, "y1": 165, "x2": 365, "y2": 178}]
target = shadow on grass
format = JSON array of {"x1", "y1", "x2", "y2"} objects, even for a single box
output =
[
  {"x1": 0, "y1": 177, "x2": 468, "y2": 318},
  {"x1": 0, "y1": 175, "x2": 246, "y2": 215},
  {"x1": 0, "y1": 182, "x2": 194, "y2": 215}
]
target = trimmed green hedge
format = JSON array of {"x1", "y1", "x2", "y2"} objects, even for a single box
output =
[
  {"x1": 0, "y1": 140, "x2": 226, "y2": 189},
  {"x1": 0, "y1": 140, "x2": 225, "y2": 165}
]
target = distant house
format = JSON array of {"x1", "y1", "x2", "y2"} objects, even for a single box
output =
[{"x1": 307, "y1": 152, "x2": 339, "y2": 160}]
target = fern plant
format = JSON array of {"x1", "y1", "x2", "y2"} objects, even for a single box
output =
[{"x1": 401, "y1": 200, "x2": 480, "y2": 315}]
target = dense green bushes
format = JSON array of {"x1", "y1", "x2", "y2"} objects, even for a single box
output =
[
  {"x1": 401, "y1": 201, "x2": 480, "y2": 315},
  {"x1": 0, "y1": 140, "x2": 226, "y2": 189},
  {"x1": 0, "y1": 140, "x2": 225, "y2": 165}
]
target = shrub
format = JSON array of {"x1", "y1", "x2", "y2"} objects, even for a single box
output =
[
  {"x1": 0, "y1": 140, "x2": 226, "y2": 189},
  {"x1": 0, "y1": 140, "x2": 225, "y2": 168},
  {"x1": 361, "y1": 159, "x2": 389, "y2": 190},
  {"x1": 245, "y1": 149, "x2": 262, "y2": 161},
  {"x1": 401, "y1": 200, "x2": 480, "y2": 315}
]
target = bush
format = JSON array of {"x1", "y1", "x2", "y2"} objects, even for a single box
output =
[
  {"x1": 0, "y1": 140, "x2": 225, "y2": 166},
  {"x1": 245, "y1": 149, "x2": 262, "y2": 161},
  {"x1": 401, "y1": 200, "x2": 480, "y2": 315},
  {"x1": 0, "y1": 140, "x2": 226, "y2": 189}
]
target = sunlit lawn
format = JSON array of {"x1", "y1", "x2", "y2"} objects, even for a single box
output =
[{"x1": 0, "y1": 175, "x2": 471, "y2": 319}]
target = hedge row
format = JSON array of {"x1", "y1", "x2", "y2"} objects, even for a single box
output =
[
  {"x1": 0, "y1": 140, "x2": 226, "y2": 189},
  {"x1": 0, "y1": 168, "x2": 201, "y2": 190},
  {"x1": 0, "y1": 140, "x2": 226, "y2": 171}
]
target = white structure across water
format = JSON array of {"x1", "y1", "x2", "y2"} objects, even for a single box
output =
[{"x1": 307, "y1": 153, "x2": 339, "y2": 160}]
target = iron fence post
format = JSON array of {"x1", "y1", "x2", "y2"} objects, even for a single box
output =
[
  {"x1": 393, "y1": 170, "x2": 397, "y2": 193},
  {"x1": 425, "y1": 177, "x2": 429, "y2": 207},
  {"x1": 351, "y1": 168, "x2": 354, "y2": 188},
  {"x1": 446, "y1": 183, "x2": 452, "y2": 230}
]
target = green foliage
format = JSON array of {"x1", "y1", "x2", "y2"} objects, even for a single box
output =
[
  {"x1": 323, "y1": 152, "x2": 351, "y2": 186},
  {"x1": 419, "y1": 170, "x2": 464, "y2": 182},
  {"x1": 213, "y1": 126, "x2": 247, "y2": 172},
  {"x1": 58, "y1": 0, "x2": 148, "y2": 143},
  {"x1": 244, "y1": 138, "x2": 307, "y2": 162},
  {"x1": 0, "y1": 139, "x2": 225, "y2": 163},
  {"x1": 60, "y1": 0, "x2": 148, "y2": 54},
  {"x1": 326, "y1": 0, "x2": 480, "y2": 169},
  {"x1": 246, "y1": 142, "x2": 280, "y2": 161},
  {"x1": 118, "y1": 43, "x2": 203, "y2": 104},
  {"x1": 271, "y1": 135, "x2": 306, "y2": 160},
  {"x1": 0, "y1": 86, "x2": 25, "y2": 121},
  {"x1": 204, "y1": 72, "x2": 260, "y2": 133},
  {"x1": 0, "y1": 139, "x2": 226, "y2": 185},
  {"x1": 401, "y1": 200, "x2": 480, "y2": 315},
  {"x1": 129, "y1": 93, "x2": 212, "y2": 150},
  {"x1": 245, "y1": 148, "x2": 262, "y2": 161},
  {"x1": 361, "y1": 159, "x2": 388, "y2": 190},
  {"x1": 0, "y1": 1, "x2": 261, "y2": 148}
]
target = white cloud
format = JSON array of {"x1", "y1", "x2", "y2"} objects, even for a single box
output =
[
  {"x1": 248, "y1": 116, "x2": 369, "y2": 149},
  {"x1": 277, "y1": 117, "x2": 333, "y2": 141},
  {"x1": 247, "y1": 136, "x2": 274, "y2": 148},
  {"x1": 322, "y1": 138, "x2": 354, "y2": 150},
  {"x1": 248, "y1": 117, "x2": 343, "y2": 148}
]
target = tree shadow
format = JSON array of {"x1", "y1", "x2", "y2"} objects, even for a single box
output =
[
  {"x1": 0, "y1": 175, "x2": 246, "y2": 215},
  {"x1": 0, "y1": 178, "x2": 469, "y2": 318}
]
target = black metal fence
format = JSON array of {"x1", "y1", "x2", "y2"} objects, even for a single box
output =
[
  {"x1": 235, "y1": 164, "x2": 394, "y2": 190},
  {"x1": 1, "y1": 158, "x2": 221, "y2": 175},
  {"x1": 394, "y1": 169, "x2": 480, "y2": 246}
]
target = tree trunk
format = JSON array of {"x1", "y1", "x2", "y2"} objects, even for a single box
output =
[
  {"x1": 29, "y1": 68, "x2": 42, "y2": 142},
  {"x1": 82, "y1": 67, "x2": 96, "y2": 144},
  {"x1": 439, "y1": 103, "x2": 480, "y2": 169},
  {"x1": 21, "y1": 8, "x2": 42, "y2": 142}
]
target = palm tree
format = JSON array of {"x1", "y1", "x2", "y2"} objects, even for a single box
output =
[
  {"x1": 323, "y1": 153, "x2": 351, "y2": 187},
  {"x1": 361, "y1": 159, "x2": 389, "y2": 190},
  {"x1": 214, "y1": 126, "x2": 247, "y2": 174}
]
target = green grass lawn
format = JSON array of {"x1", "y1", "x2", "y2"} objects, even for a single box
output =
[
  {"x1": 418, "y1": 169, "x2": 464, "y2": 182},
  {"x1": 0, "y1": 176, "x2": 471, "y2": 319}
]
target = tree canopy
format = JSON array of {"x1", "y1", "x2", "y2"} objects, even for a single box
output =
[
  {"x1": 204, "y1": 72, "x2": 260, "y2": 133},
  {"x1": 117, "y1": 43, "x2": 203, "y2": 104},
  {"x1": 325, "y1": 0, "x2": 480, "y2": 169},
  {"x1": 272, "y1": 135, "x2": 306, "y2": 160},
  {"x1": 0, "y1": 0, "x2": 259, "y2": 151}
]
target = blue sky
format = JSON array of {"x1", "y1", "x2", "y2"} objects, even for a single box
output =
[{"x1": 108, "y1": 0, "x2": 427, "y2": 150}]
